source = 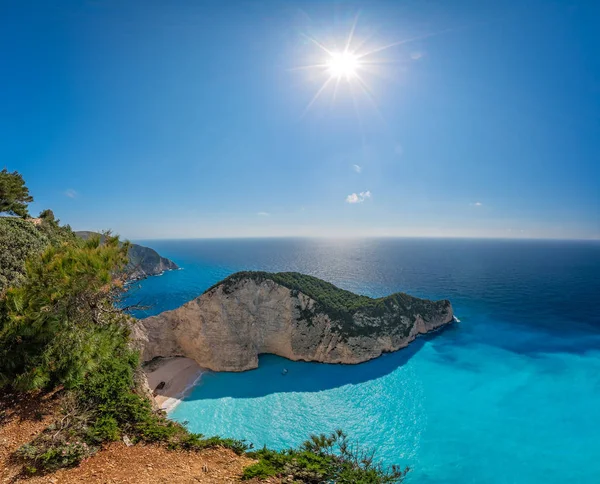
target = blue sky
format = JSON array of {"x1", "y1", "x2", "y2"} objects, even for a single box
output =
[{"x1": 2, "y1": 0, "x2": 599, "y2": 239}]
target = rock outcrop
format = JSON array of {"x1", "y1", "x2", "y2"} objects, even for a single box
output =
[
  {"x1": 125, "y1": 242, "x2": 178, "y2": 280},
  {"x1": 135, "y1": 272, "x2": 453, "y2": 371},
  {"x1": 75, "y1": 231, "x2": 178, "y2": 280}
]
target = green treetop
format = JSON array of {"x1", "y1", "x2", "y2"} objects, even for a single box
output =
[{"x1": 0, "y1": 168, "x2": 34, "y2": 218}]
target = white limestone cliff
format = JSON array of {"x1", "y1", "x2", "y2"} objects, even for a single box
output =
[{"x1": 134, "y1": 274, "x2": 454, "y2": 371}]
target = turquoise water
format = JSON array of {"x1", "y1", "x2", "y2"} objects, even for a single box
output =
[{"x1": 129, "y1": 238, "x2": 600, "y2": 483}]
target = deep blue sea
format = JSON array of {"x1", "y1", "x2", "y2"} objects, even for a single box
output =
[{"x1": 128, "y1": 238, "x2": 600, "y2": 483}]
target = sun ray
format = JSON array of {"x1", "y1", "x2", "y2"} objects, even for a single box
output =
[
  {"x1": 302, "y1": 76, "x2": 334, "y2": 116},
  {"x1": 354, "y1": 73, "x2": 386, "y2": 125},
  {"x1": 331, "y1": 75, "x2": 342, "y2": 105},
  {"x1": 301, "y1": 33, "x2": 334, "y2": 56},
  {"x1": 344, "y1": 12, "x2": 360, "y2": 54},
  {"x1": 356, "y1": 27, "x2": 459, "y2": 59}
]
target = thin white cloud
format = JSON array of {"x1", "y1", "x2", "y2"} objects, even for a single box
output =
[
  {"x1": 410, "y1": 51, "x2": 423, "y2": 60},
  {"x1": 64, "y1": 189, "x2": 77, "y2": 198},
  {"x1": 353, "y1": 164, "x2": 362, "y2": 173},
  {"x1": 346, "y1": 190, "x2": 372, "y2": 204},
  {"x1": 257, "y1": 211, "x2": 270, "y2": 216},
  {"x1": 471, "y1": 201, "x2": 483, "y2": 207}
]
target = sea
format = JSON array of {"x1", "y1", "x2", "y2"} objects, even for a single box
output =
[{"x1": 127, "y1": 237, "x2": 600, "y2": 484}]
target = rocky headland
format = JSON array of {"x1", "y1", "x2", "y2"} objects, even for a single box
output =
[
  {"x1": 135, "y1": 271, "x2": 454, "y2": 372},
  {"x1": 75, "y1": 231, "x2": 178, "y2": 279}
]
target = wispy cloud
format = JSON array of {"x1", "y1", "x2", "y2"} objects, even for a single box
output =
[
  {"x1": 64, "y1": 189, "x2": 77, "y2": 198},
  {"x1": 346, "y1": 190, "x2": 372, "y2": 204},
  {"x1": 410, "y1": 51, "x2": 423, "y2": 60},
  {"x1": 352, "y1": 164, "x2": 362, "y2": 173},
  {"x1": 257, "y1": 211, "x2": 270, "y2": 216},
  {"x1": 471, "y1": 201, "x2": 483, "y2": 207}
]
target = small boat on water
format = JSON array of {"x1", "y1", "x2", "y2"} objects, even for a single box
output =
[{"x1": 282, "y1": 368, "x2": 288, "y2": 375}]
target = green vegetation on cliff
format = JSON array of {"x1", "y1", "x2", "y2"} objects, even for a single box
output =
[
  {"x1": 0, "y1": 234, "x2": 247, "y2": 472},
  {"x1": 208, "y1": 271, "x2": 451, "y2": 338},
  {"x1": 0, "y1": 209, "x2": 75, "y2": 292},
  {"x1": 243, "y1": 430, "x2": 409, "y2": 483}
]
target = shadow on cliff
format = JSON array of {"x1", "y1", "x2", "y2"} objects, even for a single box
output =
[{"x1": 183, "y1": 324, "x2": 457, "y2": 401}]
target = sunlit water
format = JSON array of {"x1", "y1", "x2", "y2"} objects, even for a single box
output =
[{"x1": 128, "y1": 238, "x2": 600, "y2": 483}]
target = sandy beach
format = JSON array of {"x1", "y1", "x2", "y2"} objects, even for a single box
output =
[{"x1": 143, "y1": 357, "x2": 204, "y2": 412}]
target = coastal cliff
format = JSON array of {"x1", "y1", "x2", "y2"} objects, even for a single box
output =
[
  {"x1": 135, "y1": 271, "x2": 453, "y2": 371},
  {"x1": 75, "y1": 231, "x2": 178, "y2": 279}
]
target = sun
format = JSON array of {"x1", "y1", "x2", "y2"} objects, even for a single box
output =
[
  {"x1": 326, "y1": 51, "x2": 360, "y2": 80},
  {"x1": 296, "y1": 16, "x2": 412, "y2": 113}
]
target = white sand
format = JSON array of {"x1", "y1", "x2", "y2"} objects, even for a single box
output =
[{"x1": 144, "y1": 357, "x2": 204, "y2": 412}]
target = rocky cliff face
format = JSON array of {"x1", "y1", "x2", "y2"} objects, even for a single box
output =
[
  {"x1": 125, "y1": 243, "x2": 178, "y2": 280},
  {"x1": 75, "y1": 231, "x2": 178, "y2": 280},
  {"x1": 135, "y1": 272, "x2": 453, "y2": 371}
]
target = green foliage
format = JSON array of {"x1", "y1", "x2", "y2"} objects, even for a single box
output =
[
  {"x1": 0, "y1": 168, "x2": 33, "y2": 217},
  {"x1": 19, "y1": 440, "x2": 92, "y2": 472},
  {"x1": 0, "y1": 216, "x2": 75, "y2": 293},
  {"x1": 15, "y1": 325, "x2": 249, "y2": 473},
  {"x1": 0, "y1": 218, "x2": 48, "y2": 292},
  {"x1": 243, "y1": 430, "x2": 409, "y2": 483},
  {"x1": 1, "y1": 228, "x2": 248, "y2": 473},
  {"x1": 38, "y1": 209, "x2": 55, "y2": 222},
  {"x1": 174, "y1": 433, "x2": 250, "y2": 455},
  {"x1": 0, "y1": 234, "x2": 130, "y2": 390},
  {"x1": 89, "y1": 415, "x2": 120, "y2": 442}
]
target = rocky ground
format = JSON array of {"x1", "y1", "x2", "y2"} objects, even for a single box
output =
[{"x1": 0, "y1": 390, "x2": 278, "y2": 484}]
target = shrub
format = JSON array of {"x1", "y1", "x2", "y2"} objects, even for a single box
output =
[
  {"x1": 18, "y1": 440, "x2": 92, "y2": 472},
  {"x1": 243, "y1": 430, "x2": 409, "y2": 483},
  {"x1": 89, "y1": 415, "x2": 120, "y2": 442}
]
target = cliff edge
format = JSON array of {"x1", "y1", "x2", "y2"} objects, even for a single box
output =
[{"x1": 135, "y1": 271, "x2": 454, "y2": 371}]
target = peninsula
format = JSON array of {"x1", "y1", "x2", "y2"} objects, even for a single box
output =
[{"x1": 135, "y1": 271, "x2": 454, "y2": 372}]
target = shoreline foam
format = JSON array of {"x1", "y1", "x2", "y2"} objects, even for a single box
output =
[{"x1": 143, "y1": 356, "x2": 204, "y2": 412}]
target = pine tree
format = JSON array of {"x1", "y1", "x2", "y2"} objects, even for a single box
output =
[
  {"x1": 0, "y1": 234, "x2": 130, "y2": 390},
  {"x1": 0, "y1": 168, "x2": 34, "y2": 218}
]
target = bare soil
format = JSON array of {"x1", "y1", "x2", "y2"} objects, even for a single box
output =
[{"x1": 0, "y1": 390, "x2": 279, "y2": 484}]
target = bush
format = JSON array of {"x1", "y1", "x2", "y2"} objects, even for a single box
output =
[
  {"x1": 243, "y1": 430, "x2": 409, "y2": 483},
  {"x1": 89, "y1": 415, "x2": 120, "y2": 442},
  {"x1": 0, "y1": 216, "x2": 75, "y2": 293},
  {"x1": 0, "y1": 218, "x2": 48, "y2": 292},
  {"x1": 18, "y1": 440, "x2": 92, "y2": 472}
]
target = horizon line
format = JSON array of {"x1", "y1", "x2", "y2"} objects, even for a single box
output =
[{"x1": 126, "y1": 234, "x2": 600, "y2": 243}]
